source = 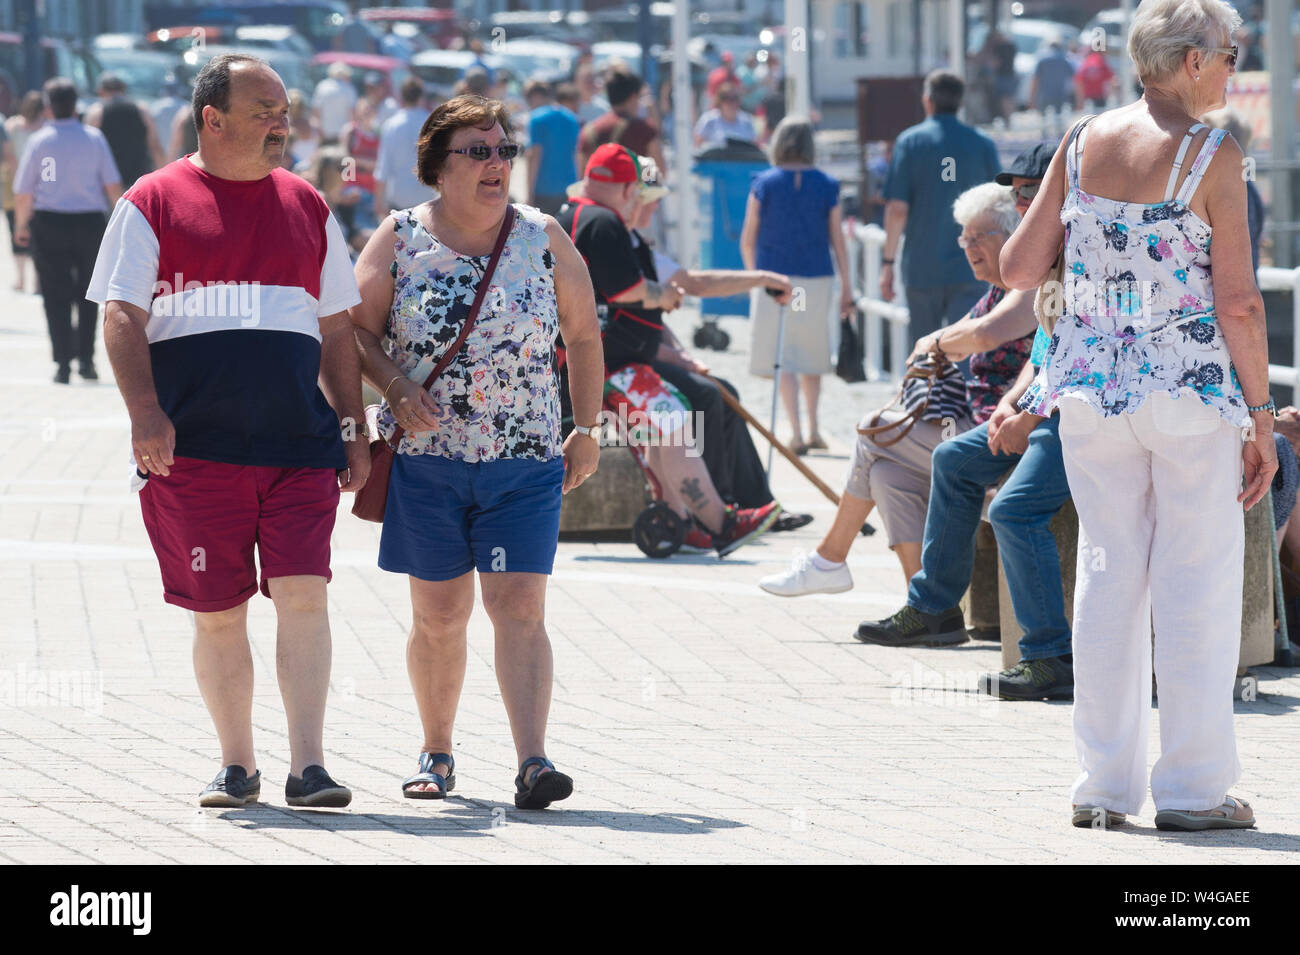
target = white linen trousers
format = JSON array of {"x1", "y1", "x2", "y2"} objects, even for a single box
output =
[{"x1": 1057, "y1": 392, "x2": 1245, "y2": 815}]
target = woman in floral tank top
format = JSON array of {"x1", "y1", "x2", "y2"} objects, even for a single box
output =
[
  {"x1": 350, "y1": 96, "x2": 604, "y2": 810},
  {"x1": 1001, "y1": 0, "x2": 1274, "y2": 833}
]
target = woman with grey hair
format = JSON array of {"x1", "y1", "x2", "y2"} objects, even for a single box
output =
[
  {"x1": 1002, "y1": 0, "x2": 1273, "y2": 831},
  {"x1": 740, "y1": 116, "x2": 852, "y2": 454},
  {"x1": 761, "y1": 182, "x2": 1036, "y2": 595}
]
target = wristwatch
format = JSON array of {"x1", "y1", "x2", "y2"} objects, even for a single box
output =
[{"x1": 573, "y1": 423, "x2": 601, "y2": 444}]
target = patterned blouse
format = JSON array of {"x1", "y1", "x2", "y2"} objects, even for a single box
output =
[
  {"x1": 1018, "y1": 123, "x2": 1249, "y2": 428},
  {"x1": 965, "y1": 285, "x2": 1035, "y2": 424},
  {"x1": 378, "y1": 204, "x2": 562, "y2": 461}
]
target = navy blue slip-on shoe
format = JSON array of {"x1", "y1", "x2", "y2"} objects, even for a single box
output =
[
  {"x1": 199, "y1": 765, "x2": 261, "y2": 807},
  {"x1": 285, "y1": 764, "x2": 352, "y2": 808}
]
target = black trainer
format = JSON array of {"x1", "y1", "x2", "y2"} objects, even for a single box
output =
[
  {"x1": 199, "y1": 765, "x2": 261, "y2": 807},
  {"x1": 770, "y1": 511, "x2": 814, "y2": 533},
  {"x1": 855, "y1": 605, "x2": 968, "y2": 647},
  {"x1": 979, "y1": 655, "x2": 1074, "y2": 701},
  {"x1": 285, "y1": 765, "x2": 352, "y2": 808}
]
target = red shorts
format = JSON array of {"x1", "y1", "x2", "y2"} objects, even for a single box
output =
[{"x1": 138, "y1": 456, "x2": 340, "y2": 613}]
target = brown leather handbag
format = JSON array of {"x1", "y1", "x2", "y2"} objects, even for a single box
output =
[
  {"x1": 351, "y1": 204, "x2": 516, "y2": 523},
  {"x1": 857, "y1": 353, "x2": 964, "y2": 448}
]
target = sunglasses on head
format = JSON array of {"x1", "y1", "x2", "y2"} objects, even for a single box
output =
[{"x1": 449, "y1": 143, "x2": 520, "y2": 161}]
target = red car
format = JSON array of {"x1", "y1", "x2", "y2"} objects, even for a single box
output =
[
  {"x1": 310, "y1": 51, "x2": 409, "y2": 98},
  {"x1": 359, "y1": 7, "x2": 461, "y2": 50}
]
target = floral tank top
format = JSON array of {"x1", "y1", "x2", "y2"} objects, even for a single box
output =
[
  {"x1": 378, "y1": 204, "x2": 562, "y2": 461},
  {"x1": 1019, "y1": 121, "x2": 1250, "y2": 428}
]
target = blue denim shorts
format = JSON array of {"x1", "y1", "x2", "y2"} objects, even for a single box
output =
[{"x1": 379, "y1": 453, "x2": 565, "y2": 581}]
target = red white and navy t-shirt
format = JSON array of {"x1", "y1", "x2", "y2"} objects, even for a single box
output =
[{"x1": 88, "y1": 157, "x2": 361, "y2": 469}]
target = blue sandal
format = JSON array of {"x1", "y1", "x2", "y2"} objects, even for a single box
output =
[
  {"x1": 402, "y1": 752, "x2": 455, "y2": 800},
  {"x1": 514, "y1": 756, "x2": 573, "y2": 810}
]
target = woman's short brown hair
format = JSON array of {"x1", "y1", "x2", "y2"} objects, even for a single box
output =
[{"x1": 416, "y1": 94, "x2": 514, "y2": 188}]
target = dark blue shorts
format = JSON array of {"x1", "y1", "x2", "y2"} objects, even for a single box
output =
[{"x1": 379, "y1": 453, "x2": 565, "y2": 581}]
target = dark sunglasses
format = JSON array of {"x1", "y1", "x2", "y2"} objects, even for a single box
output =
[
  {"x1": 1013, "y1": 182, "x2": 1041, "y2": 201},
  {"x1": 1207, "y1": 44, "x2": 1238, "y2": 68},
  {"x1": 449, "y1": 143, "x2": 520, "y2": 161}
]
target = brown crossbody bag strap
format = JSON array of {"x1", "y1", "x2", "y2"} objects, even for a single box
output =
[
  {"x1": 385, "y1": 203, "x2": 516, "y2": 449},
  {"x1": 351, "y1": 204, "x2": 516, "y2": 523},
  {"x1": 856, "y1": 358, "x2": 950, "y2": 448}
]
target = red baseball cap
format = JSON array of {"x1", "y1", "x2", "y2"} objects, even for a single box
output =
[{"x1": 584, "y1": 143, "x2": 641, "y2": 184}]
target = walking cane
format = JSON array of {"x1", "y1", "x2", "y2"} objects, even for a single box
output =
[
  {"x1": 765, "y1": 287, "x2": 787, "y2": 477},
  {"x1": 704, "y1": 374, "x2": 875, "y2": 535},
  {"x1": 705, "y1": 374, "x2": 840, "y2": 506}
]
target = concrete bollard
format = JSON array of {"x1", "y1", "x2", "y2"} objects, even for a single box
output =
[
  {"x1": 558, "y1": 447, "x2": 647, "y2": 534},
  {"x1": 992, "y1": 494, "x2": 1273, "y2": 673},
  {"x1": 960, "y1": 521, "x2": 1001, "y2": 639}
]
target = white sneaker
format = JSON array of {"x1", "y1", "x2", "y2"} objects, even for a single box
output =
[{"x1": 758, "y1": 551, "x2": 854, "y2": 597}]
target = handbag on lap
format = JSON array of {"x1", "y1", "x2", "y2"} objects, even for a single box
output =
[{"x1": 857, "y1": 353, "x2": 967, "y2": 448}]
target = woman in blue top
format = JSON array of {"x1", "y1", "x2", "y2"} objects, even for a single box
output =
[
  {"x1": 740, "y1": 116, "x2": 853, "y2": 454},
  {"x1": 1002, "y1": 0, "x2": 1274, "y2": 832}
]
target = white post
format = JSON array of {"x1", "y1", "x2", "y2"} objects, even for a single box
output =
[
  {"x1": 671, "y1": 0, "x2": 694, "y2": 268},
  {"x1": 948, "y1": 0, "x2": 964, "y2": 78},
  {"x1": 1293, "y1": 268, "x2": 1300, "y2": 394},
  {"x1": 1268, "y1": 0, "x2": 1295, "y2": 268},
  {"x1": 784, "y1": 0, "x2": 810, "y2": 118},
  {"x1": 1117, "y1": 0, "x2": 1134, "y2": 106},
  {"x1": 861, "y1": 225, "x2": 884, "y2": 380}
]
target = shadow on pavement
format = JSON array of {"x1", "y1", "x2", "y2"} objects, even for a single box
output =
[
  {"x1": 568, "y1": 554, "x2": 771, "y2": 566},
  {"x1": 218, "y1": 800, "x2": 743, "y2": 836}
]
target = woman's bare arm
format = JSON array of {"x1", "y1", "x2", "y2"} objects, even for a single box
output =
[
  {"x1": 547, "y1": 217, "x2": 603, "y2": 493},
  {"x1": 739, "y1": 193, "x2": 760, "y2": 270},
  {"x1": 1204, "y1": 133, "x2": 1275, "y2": 509},
  {"x1": 348, "y1": 215, "x2": 439, "y2": 433}
]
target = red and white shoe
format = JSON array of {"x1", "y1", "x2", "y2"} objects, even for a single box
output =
[
  {"x1": 713, "y1": 502, "x2": 781, "y2": 557},
  {"x1": 678, "y1": 523, "x2": 715, "y2": 555}
]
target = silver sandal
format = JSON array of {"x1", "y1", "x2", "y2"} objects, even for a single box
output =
[{"x1": 1155, "y1": 795, "x2": 1255, "y2": 831}]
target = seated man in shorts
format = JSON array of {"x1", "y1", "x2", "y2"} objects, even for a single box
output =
[{"x1": 557, "y1": 143, "x2": 779, "y2": 555}]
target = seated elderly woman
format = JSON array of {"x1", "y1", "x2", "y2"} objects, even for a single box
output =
[{"x1": 761, "y1": 181, "x2": 1038, "y2": 593}]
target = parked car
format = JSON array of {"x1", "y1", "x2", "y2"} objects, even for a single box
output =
[
  {"x1": 493, "y1": 38, "x2": 576, "y2": 85},
  {"x1": 233, "y1": 25, "x2": 316, "y2": 59},
  {"x1": 410, "y1": 48, "x2": 499, "y2": 99},
  {"x1": 310, "y1": 51, "x2": 409, "y2": 99},
  {"x1": 180, "y1": 44, "x2": 311, "y2": 94},
  {"x1": 1004, "y1": 17, "x2": 1078, "y2": 107},
  {"x1": 92, "y1": 34, "x2": 148, "y2": 53},
  {"x1": 95, "y1": 48, "x2": 184, "y2": 101},
  {"x1": 591, "y1": 40, "x2": 645, "y2": 74},
  {"x1": 144, "y1": 1, "x2": 376, "y2": 54},
  {"x1": 487, "y1": 11, "x2": 581, "y2": 45},
  {"x1": 359, "y1": 7, "x2": 461, "y2": 51},
  {"x1": 0, "y1": 33, "x2": 101, "y2": 115}
]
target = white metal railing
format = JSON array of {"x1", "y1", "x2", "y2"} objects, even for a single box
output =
[
  {"x1": 845, "y1": 221, "x2": 909, "y2": 383},
  {"x1": 847, "y1": 225, "x2": 1300, "y2": 392},
  {"x1": 1261, "y1": 266, "x2": 1300, "y2": 392}
]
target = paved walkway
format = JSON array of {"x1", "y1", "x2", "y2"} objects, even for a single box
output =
[{"x1": 1, "y1": 259, "x2": 1299, "y2": 865}]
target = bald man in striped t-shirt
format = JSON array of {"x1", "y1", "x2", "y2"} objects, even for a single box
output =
[{"x1": 88, "y1": 53, "x2": 367, "y2": 810}]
